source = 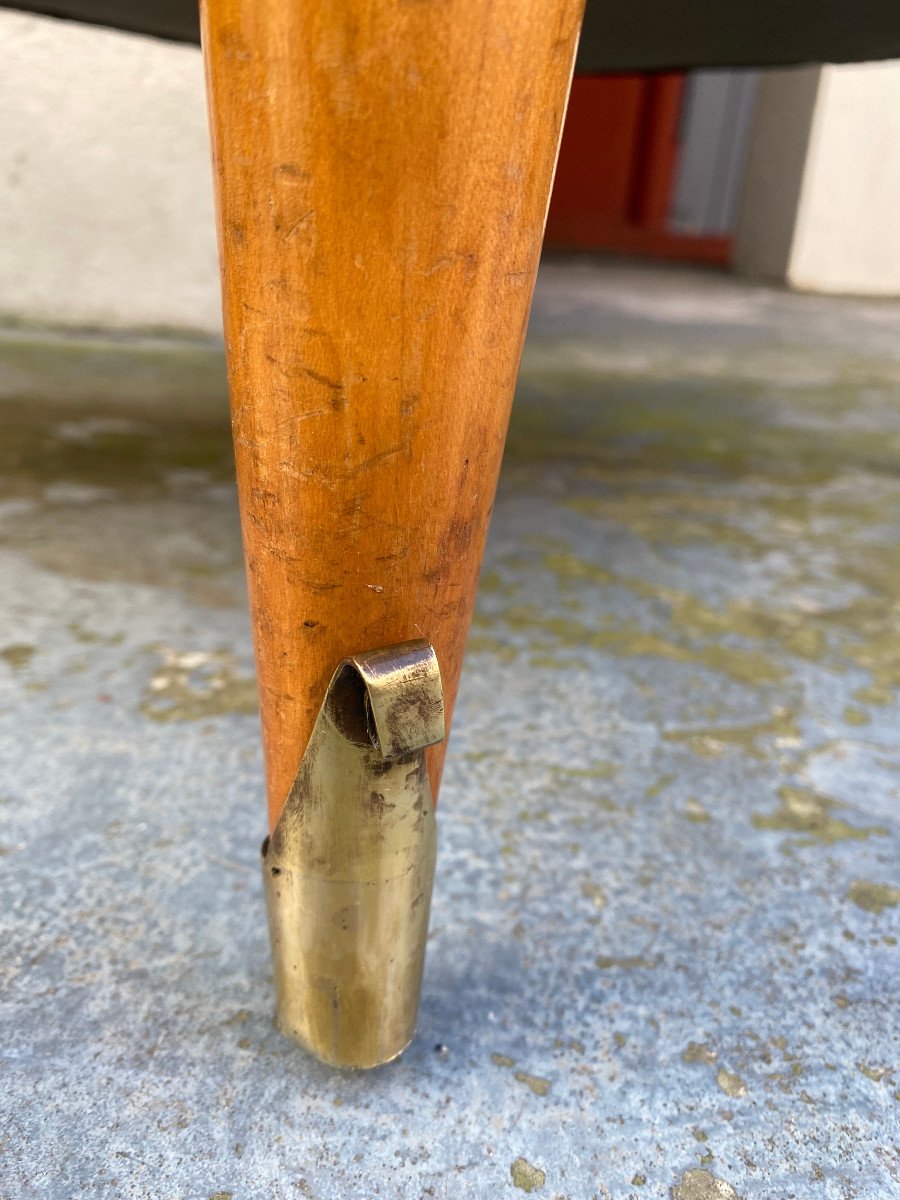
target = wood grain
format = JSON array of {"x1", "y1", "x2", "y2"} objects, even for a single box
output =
[{"x1": 201, "y1": 0, "x2": 584, "y2": 828}]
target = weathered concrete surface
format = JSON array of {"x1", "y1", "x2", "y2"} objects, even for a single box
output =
[{"x1": 0, "y1": 261, "x2": 897, "y2": 1199}]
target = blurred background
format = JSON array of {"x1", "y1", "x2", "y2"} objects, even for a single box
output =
[{"x1": 1, "y1": 7, "x2": 899, "y2": 339}]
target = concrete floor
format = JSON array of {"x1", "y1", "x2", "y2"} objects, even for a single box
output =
[{"x1": 0, "y1": 260, "x2": 898, "y2": 1200}]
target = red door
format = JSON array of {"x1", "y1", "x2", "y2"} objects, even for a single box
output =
[{"x1": 546, "y1": 74, "x2": 731, "y2": 264}]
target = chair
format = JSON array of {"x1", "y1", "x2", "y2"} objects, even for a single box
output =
[{"x1": 6, "y1": 0, "x2": 899, "y2": 1064}]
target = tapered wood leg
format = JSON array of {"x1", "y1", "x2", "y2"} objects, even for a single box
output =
[{"x1": 201, "y1": 0, "x2": 584, "y2": 828}]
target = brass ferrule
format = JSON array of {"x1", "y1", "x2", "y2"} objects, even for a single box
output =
[{"x1": 262, "y1": 639, "x2": 445, "y2": 1068}]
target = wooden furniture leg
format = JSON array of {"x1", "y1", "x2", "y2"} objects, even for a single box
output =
[{"x1": 201, "y1": 0, "x2": 583, "y2": 1064}]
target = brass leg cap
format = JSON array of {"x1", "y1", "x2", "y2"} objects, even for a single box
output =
[{"x1": 262, "y1": 640, "x2": 444, "y2": 1068}]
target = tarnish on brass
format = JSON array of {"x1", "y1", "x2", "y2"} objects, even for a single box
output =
[{"x1": 262, "y1": 639, "x2": 445, "y2": 1068}]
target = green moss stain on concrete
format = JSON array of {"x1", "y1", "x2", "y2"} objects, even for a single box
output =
[
  {"x1": 512, "y1": 343, "x2": 900, "y2": 486},
  {"x1": 471, "y1": 604, "x2": 783, "y2": 687},
  {"x1": 0, "y1": 388, "x2": 243, "y2": 606},
  {"x1": 683, "y1": 799, "x2": 711, "y2": 823},
  {"x1": 671, "y1": 1168, "x2": 743, "y2": 1200},
  {"x1": 858, "y1": 1063, "x2": 893, "y2": 1084},
  {"x1": 842, "y1": 705, "x2": 871, "y2": 727},
  {"x1": 0, "y1": 644, "x2": 35, "y2": 670},
  {"x1": 853, "y1": 683, "x2": 894, "y2": 706},
  {"x1": 596, "y1": 954, "x2": 658, "y2": 970},
  {"x1": 752, "y1": 786, "x2": 887, "y2": 845},
  {"x1": 466, "y1": 353, "x2": 900, "y2": 733},
  {"x1": 664, "y1": 708, "x2": 799, "y2": 760},
  {"x1": 537, "y1": 550, "x2": 898, "y2": 693},
  {"x1": 847, "y1": 881, "x2": 900, "y2": 914},
  {"x1": 141, "y1": 647, "x2": 257, "y2": 722},
  {"x1": 514, "y1": 1071, "x2": 551, "y2": 1097},
  {"x1": 646, "y1": 773, "x2": 676, "y2": 799},
  {"x1": 682, "y1": 1042, "x2": 717, "y2": 1065},
  {"x1": 0, "y1": 326, "x2": 226, "y2": 411},
  {"x1": 68, "y1": 621, "x2": 124, "y2": 646},
  {"x1": 716, "y1": 1069, "x2": 748, "y2": 1098},
  {"x1": 464, "y1": 634, "x2": 518, "y2": 664},
  {"x1": 580, "y1": 881, "x2": 608, "y2": 908},
  {"x1": 510, "y1": 1158, "x2": 546, "y2": 1193},
  {"x1": 0, "y1": 400, "x2": 233, "y2": 498}
]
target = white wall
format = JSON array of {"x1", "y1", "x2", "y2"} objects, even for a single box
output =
[
  {"x1": 788, "y1": 62, "x2": 900, "y2": 295},
  {"x1": 734, "y1": 61, "x2": 900, "y2": 296},
  {"x1": 0, "y1": 10, "x2": 222, "y2": 334}
]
